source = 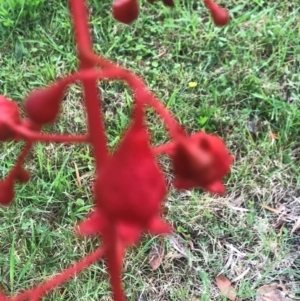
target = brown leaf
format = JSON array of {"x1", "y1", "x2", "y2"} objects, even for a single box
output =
[
  {"x1": 256, "y1": 283, "x2": 285, "y2": 301},
  {"x1": 148, "y1": 241, "x2": 164, "y2": 270},
  {"x1": 215, "y1": 274, "x2": 237, "y2": 301}
]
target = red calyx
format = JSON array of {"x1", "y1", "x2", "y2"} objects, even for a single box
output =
[
  {"x1": 0, "y1": 96, "x2": 21, "y2": 141},
  {"x1": 170, "y1": 132, "x2": 233, "y2": 194},
  {"x1": 25, "y1": 84, "x2": 65, "y2": 125},
  {"x1": 112, "y1": 0, "x2": 139, "y2": 24},
  {"x1": 203, "y1": 0, "x2": 230, "y2": 26},
  {"x1": 0, "y1": 178, "x2": 15, "y2": 206}
]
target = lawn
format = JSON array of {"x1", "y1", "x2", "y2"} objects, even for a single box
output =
[{"x1": 0, "y1": 0, "x2": 299, "y2": 300}]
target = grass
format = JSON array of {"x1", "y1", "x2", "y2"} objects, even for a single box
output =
[{"x1": 0, "y1": 0, "x2": 300, "y2": 300}]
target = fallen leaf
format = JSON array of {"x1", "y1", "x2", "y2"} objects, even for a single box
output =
[
  {"x1": 215, "y1": 274, "x2": 237, "y2": 301},
  {"x1": 256, "y1": 283, "x2": 285, "y2": 301},
  {"x1": 74, "y1": 162, "x2": 82, "y2": 189},
  {"x1": 148, "y1": 240, "x2": 164, "y2": 270},
  {"x1": 188, "y1": 82, "x2": 197, "y2": 88},
  {"x1": 291, "y1": 217, "x2": 300, "y2": 234}
]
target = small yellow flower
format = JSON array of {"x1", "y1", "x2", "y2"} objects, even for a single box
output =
[{"x1": 188, "y1": 82, "x2": 197, "y2": 88}]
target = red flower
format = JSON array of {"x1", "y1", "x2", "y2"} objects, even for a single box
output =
[
  {"x1": 78, "y1": 106, "x2": 172, "y2": 246},
  {"x1": 95, "y1": 109, "x2": 166, "y2": 224},
  {"x1": 167, "y1": 131, "x2": 233, "y2": 194}
]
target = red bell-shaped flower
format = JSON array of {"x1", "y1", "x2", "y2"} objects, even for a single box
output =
[
  {"x1": 95, "y1": 110, "x2": 167, "y2": 227},
  {"x1": 78, "y1": 106, "x2": 171, "y2": 247},
  {"x1": 170, "y1": 131, "x2": 233, "y2": 194}
]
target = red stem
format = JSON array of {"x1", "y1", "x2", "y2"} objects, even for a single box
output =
[
  {"x1": 11, "y1": 246, "x2": 105, "y2": 301},
  {"x1": 5, "y1": 142, "x2": 32, "y2": 183},
  {"x1": 103, "y1": 229, "x2": 126, "y2": 301},
  {"x1": 69, "y1": 0, "x2": 108, "y2": 170},
  {"x1": 79, "y1": 52, "x2": 184, "y2": 139},
  {"x1": 9, "y1": 122, "x2": 89, "y2": 144},
  {"x1": 146, "y1": 94, "x2": 186, "y2": 139},
  {"x1": 152, "y1": 141, "x2": 175, "y2": 155},
  {"x1": 81, "y1": 48, "x2": 115, "y2": 70}
]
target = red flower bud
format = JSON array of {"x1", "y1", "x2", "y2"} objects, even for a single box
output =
[
  {"x1": 0, "y1": 96, "x2": 20, "y2": 141},
  {"x1": 204, "y1": 0, "x2": 230, "y2": 26},
  {"x1": 15, "y1": 167, "x2": 31, "y2": 183},
  {"x1": 112, "y1": 0, "x2": 139, "y2": 24},
  {"x1": 0, "y1": 178, "x2": 15, "y2": 206},
  {"x1": 170, "y1": 132, "x2": 233, "y2": 194},
  {"x1": 162, "y1": 0, "x2": 174, "y2": 7},
  {"x1": 25, "y1": 84, "x2": 65, "y2": 125}
]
